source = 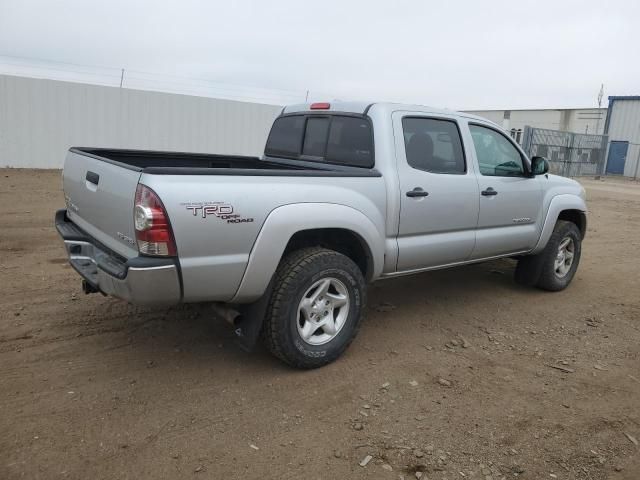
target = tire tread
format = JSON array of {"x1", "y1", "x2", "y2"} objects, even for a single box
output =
[
  {"x1": 515, "y1": 220, "x2": 581, "y2": 291},
  {"x1": 263, "y1": 247, "x2": 365, "y2": 368}
]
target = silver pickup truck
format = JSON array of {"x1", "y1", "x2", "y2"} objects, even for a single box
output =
[{"x1": 56, "y1": 101, "x2": 587, "y2": 368}]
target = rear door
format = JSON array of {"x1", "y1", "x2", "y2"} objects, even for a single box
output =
[
  {"x1": 63, "y1": 150, "x2": 141, "y2": 258},
  {"x1": 394, "y1": 112, "x2": 480, "y2": 271},
  {"x1": 467, "y1": 123, "x2": 543, "y2": 259}
]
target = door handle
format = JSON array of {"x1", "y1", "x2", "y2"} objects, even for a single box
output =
[
  {"x1": 86, "y1": 171, "x2": 100, "y2": 186},
  {"x1": 406, "y1": 187, "x2": 429, "y2": 198},
  {"x1": 481, "y1": 187, "x2": 498, "y2": 196}
]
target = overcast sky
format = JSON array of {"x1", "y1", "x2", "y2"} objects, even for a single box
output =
[{"x1": 0, "y1": 0, "x2": 638, "y2": 109}]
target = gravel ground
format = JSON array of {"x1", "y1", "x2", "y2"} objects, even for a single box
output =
[{"x1": 1, "y1": 169, "x2": 639, "y2": 480}]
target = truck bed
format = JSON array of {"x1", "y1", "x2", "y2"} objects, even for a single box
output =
[
  {"x1": 71, "y1": 147, "x2": 380, "y2": 177},
  {"x1": 61, "y1": 144, "x2": 386, "y2": 303}
]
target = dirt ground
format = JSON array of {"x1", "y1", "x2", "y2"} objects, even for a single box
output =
[{"x1": 1, "y1": 169, "x2": 639, "y2": 480}]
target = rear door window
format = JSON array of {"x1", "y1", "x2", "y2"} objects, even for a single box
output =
[
  {"x1": 402, "y1": 117, "x2": 466, "y2": 174},
  {"x1": 265, "y1": 114, "x2": 374, "y2": 168}
]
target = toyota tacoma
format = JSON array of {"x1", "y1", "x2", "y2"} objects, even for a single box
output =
[{"x1": 56, "y1": 101, "x2": 587, "y2": 368}]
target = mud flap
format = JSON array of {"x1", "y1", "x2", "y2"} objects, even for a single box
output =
[
  {"x1": 514, "y1": 254, "x2": 545, "y2": 286},
  {"x1": 233, "y1": 280, "x2": 274, "y2": 352}
]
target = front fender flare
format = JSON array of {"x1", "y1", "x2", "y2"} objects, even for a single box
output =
[
  {"x1": 231, "y1": 203, "x2": 385, "y2": 303},
  {"x1": 531, "y1": 194, "x2": 587, "y2": 254}
]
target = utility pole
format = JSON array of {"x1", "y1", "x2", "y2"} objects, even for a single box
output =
[{"x1": 119, "y1": 68, "x2": 125, "y2": 88}]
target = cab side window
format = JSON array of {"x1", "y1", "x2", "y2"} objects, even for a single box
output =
[
  {"x1": 402, "y1": 117, "x2": 466, "y2": 174},
  {"x1": 469, "y1": 125, "x2": 526, "y2": 177}
]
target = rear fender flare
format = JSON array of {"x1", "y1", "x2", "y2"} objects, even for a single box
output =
[{"x1": 231, "y1": 203, "x2": 384, "y2": 303}]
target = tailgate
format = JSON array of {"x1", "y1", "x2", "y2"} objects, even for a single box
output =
[{"x1": 63, "y1": 150, "x2": 141, "y2": 258}]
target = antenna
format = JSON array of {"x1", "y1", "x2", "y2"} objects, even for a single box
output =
[{"x1": 595, "y1": 84, "x2": 604, "y2": 134}]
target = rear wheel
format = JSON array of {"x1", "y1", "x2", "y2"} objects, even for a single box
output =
[
  {"x1": 515, "y1": 220, "x2": 582, "y2": 291},
  {"x1": 263, "y1": 247, "x2": 366, "y2": 369}
]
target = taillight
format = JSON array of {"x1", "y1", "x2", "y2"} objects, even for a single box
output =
[
  {"x1": 134, "y1": 184, "x2": 177, "y2": 256},
  {"x1": 310, "y1": 102, "x2": 330, "y2": 110}
]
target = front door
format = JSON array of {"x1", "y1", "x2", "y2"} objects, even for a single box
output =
[
  {"x1": 394, "y1": 113, "x2": 480, "y2": 271},
  {"x1": 468, "y1": 124, "x2": 543, "y2": 259},
  {"x1": 606, "y1": 141, "x2": 628, "y2": 175}
]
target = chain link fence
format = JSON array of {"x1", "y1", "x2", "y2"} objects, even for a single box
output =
[{"x1": 521, "y1": 126, "x2": 608, "y2": 177}]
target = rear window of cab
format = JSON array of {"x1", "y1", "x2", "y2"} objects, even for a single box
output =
[{"x1": 265, "y1": 114, "x2": 374, "y2": 168}]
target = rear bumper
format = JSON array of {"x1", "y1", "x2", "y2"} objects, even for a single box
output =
[{"x1": 55, "y1": 209, "x2": 182, "y2": 306}]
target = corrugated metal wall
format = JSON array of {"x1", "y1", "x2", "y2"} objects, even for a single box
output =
[
  {"x1": 0, "y1": 74, "x2": 282, "y2": 169},
  {"x1": 606, "y1": 99, "x2": 640, "y2": 177}
]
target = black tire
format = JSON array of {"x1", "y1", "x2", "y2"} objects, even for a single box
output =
[
  {"x1": 263, "y1": 247, "x2": 366, "y2": 369},
  {"x1": 515, "y1": 220, "x2": 582, "y2": 291}
]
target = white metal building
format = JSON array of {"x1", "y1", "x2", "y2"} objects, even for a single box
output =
[
  {"x1": 2, "y1": 72, "x2": 639, "y2": 178},
  {"x1": 0, "y1": 74, "x2": 282, "y2": 169},
  {"x1": 603, "y1": 96, "x2": 640, "y2": 177},
  {"x1": 462, "y1": 107, "x2": 607, "y2": 143}
]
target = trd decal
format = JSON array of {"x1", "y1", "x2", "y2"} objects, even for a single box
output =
[
  {"x1": 181, "y1": 202, "x2": 254, "y2": 224},
  {"x1": 185, "y1": 203, "x2": 233, "y2": 218}
]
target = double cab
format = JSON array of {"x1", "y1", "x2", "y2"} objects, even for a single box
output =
[{"x1": 56, "y1": 101, "x2": 587, "y2": 368}]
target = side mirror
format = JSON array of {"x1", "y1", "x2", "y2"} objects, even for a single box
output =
[{"x1": 531, "y1": 156, "x2": 549, "y2": 175}]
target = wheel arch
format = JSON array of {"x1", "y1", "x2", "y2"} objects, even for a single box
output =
[
  {"x1": 283, "y1": 228, "x2": 374, "y2": 282},
  {"x1": 531, "y1": 194, "x2": 587, "y2": 254},
  {"x1": 558, "y1": 209, "x2": 587, "y2": 239},
  {"x1": 231, "y1": 203, "x2": 385, "y2": 303}
]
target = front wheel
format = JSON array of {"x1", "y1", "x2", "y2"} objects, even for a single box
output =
[
  {"x1": 515, "y1": 220, "x2": 582, "y2": 291},
  {"x1": 263, "y1": 247, "x2": 366, "y2": 369}
]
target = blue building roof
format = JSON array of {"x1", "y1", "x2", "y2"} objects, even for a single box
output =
[{"x1": 608, "y1": 96, "x2": 640, "y2": 101}]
